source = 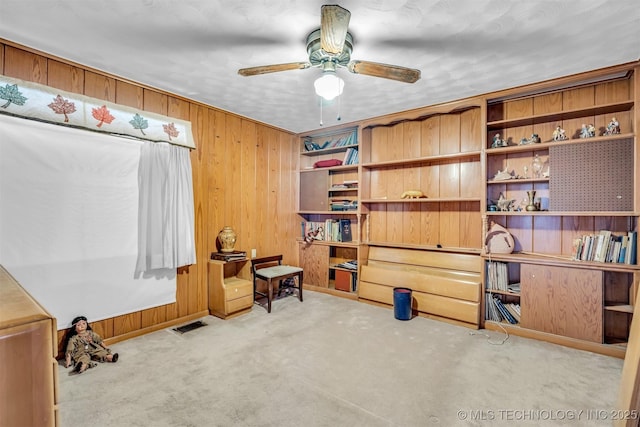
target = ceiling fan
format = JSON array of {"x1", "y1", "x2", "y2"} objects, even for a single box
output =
[{"x1": 238, "y1": 4, "x2": 421, "y2": 100}]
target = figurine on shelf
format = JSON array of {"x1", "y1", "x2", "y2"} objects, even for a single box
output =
[
  {"x1": 552, "y1": 126, "x2": 567, "y2": 141},
  {"x1": 604, "y1": 117, "x2": 620, "y2": 135},
  {"x1": 518, "y1": 133, "x2": 540, "y2": 145},
  {"x1": 491, "y1": 133, "x2": 507, "y2": 148},
  {"x1": 491, "y1": 192, "x2": 515, "y2": 212},
  {"x1": 400, "y1": 190, "x2": 426, "y2": 199},
  {"x1": 304, "y1": 226, "x2": 324, "y2": 243},
  {"x1": 493, "y1": 167, "x2": 513, "y2": 181},
  {"x1": 579, "y1": 123, "x2": 596, "y2": 138}
]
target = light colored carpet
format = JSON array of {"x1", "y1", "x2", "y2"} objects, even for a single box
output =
[{"x1": 58, "y1": 291, "x2": 623, "y2": 426}]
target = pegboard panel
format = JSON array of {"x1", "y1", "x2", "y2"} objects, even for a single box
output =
[{"x1": 549, "y1": 138, "x2": 634, "y2": 211}]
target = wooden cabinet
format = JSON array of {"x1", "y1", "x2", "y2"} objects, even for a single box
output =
[
  {"x1": 485, "y1": 256, "x2": 636, "y2": 356},
  {"x1": 521, "y1": 264, "x2": 603, "y2": 342},
  {"x1": 299, "y1": 241, "x2": 358, "y2": 293},
  {"x1": 299, "y1": 242, "x2": 330, "y2": 287},
  {"x1": 482, "y1": 63, "x2": 639, "y2": 357},
  {"x1": 0, "y1": 265, "x2": 58, "y2": 427},
  {"x1": 208, "y1": 260, "x2": 253, "y2": 319}
]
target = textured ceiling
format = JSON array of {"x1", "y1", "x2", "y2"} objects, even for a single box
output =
[{"x1": 1, "y1": 1, "x2": 638, "y2": 134}]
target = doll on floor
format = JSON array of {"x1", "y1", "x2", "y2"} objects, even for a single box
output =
[{"x1": 64, "y1": 315, "x2": 119, "y2": 374}]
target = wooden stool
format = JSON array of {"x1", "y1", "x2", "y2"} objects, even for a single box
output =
[{"x1": 251, "y1": 255, "x2": 303, "y2": 313}]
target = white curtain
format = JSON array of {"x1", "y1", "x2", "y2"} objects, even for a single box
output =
[
  {"x1": 135, "y1": 142, "x2": 196, "y2": 274},
  {"x1": 0, "y1": 114, "x2": 176, "y2": 329}
]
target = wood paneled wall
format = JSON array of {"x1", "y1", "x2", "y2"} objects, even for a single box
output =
[{"x1": 0, "y1": 41, "x2": 300, "y2": 350}]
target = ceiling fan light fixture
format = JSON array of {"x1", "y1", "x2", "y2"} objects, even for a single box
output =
[{"x1": 314, "y1": 70, "x2": 344, "y2": 101}]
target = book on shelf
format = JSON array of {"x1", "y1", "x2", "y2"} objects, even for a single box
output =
[
  {"x1": 335, "y1": 260, "x2": 357, "y2": 270},
  {"x1": 507, "y1": 282, "x2": 520, "y2": 294},
  {"x1": 572, "y1": 230, "x2": 637, "y2": 265},
  {"x1": 595, "y1": 230, "x2": 612, "y2": 262},
  {"x1": 211, "y1": 251, "x2": 247, "y2": 261},
  {"x1": 618, "y1": 235, "x2": 628, "y2": 263},
  {"x1": 330, "y1": 200, "x2": 357, "y2": 211},
  {"x1": 303, "y1": 130, "x2": 357, "y2": 152},
  {"x1": 504, "y1": 303, "x2": 521, "y2": 323},
  {"x1": 493, "y1": 297, "x2": 518, "y2": 324},
  {"x1": 628, "y1": 231, "x2": 637, "y2": 265},
  {"x1": 485, "y1": 292, "x2": 502, "y2": 322},
  {"x1": 339, "y1": 219, "x2": 353, "y2": 242},
  {"x1": 342, "y1": 147, "x2": 359, "y2": 165},
  {"x1": 486, "y1": 261, "x2": 508, "y2": 292}
]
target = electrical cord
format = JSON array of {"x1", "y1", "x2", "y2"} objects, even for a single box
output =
[
  {"x1": 468, "y1": 323, "x2": 509, "y2": 345},
  {"x1": 472, "y1": 252, "x2": 509, "y2": 345}
]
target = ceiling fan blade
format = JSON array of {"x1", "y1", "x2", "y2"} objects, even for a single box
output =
[
  {"x1": 320, "y1": 5, "x2": 351, "y2": 55},
  {"x1": 238, "y1": 62, "x2": 311, "y2": 77},
  {"x1": 347, "y1": 60, "x2": 421, "y2": 83}
]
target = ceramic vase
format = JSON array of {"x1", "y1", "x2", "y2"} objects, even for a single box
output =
[{"x1": 218, "y1": 226, "x2": 237, "y2": 253}]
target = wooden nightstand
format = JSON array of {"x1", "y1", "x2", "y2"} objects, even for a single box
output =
[{"x1": 208, "y1": 259, "x2": 253, "y2": 319}]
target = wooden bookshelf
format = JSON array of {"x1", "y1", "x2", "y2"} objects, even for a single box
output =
[{"x1": 482, "y1": 64, "x2": 639, "y2": 357}]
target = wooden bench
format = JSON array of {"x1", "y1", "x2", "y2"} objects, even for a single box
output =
[{"x1": 358, "y1": 247, "x2": 482, "y2": 328}]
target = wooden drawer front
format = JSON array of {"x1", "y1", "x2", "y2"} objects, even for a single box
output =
[
  {"x1": 359, "y1": 281, "x2": 479, "y2": 325},
  {"x1": 225, "y1": 280, "x2": 252, "y2": 301},
  {"x1": 412, "y1": 292, "x2": 479, "y2": 325},
  {"x1": 359, "y1": 281, "x2": 393, "y2": 305},
  {"x1": 368, "y1": 247, "x2": 481, "y2": 273},
  {"x1": 361, "y1": 266, "x2": 480, "y2": 302},
  {"x1": 225, "y1": 295, "x2": 253, "y2": 313}
]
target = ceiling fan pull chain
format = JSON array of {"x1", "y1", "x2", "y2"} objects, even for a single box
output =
[
  {"x1": 337, "y1": 87, "x2": 341, "y2": 121},
  {"x1": 319, "y1": 97, "x2": 323, "y2": 126}
]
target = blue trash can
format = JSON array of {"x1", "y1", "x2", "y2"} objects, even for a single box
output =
[{"x1": 393, "y1": 287, "x2": 412, "y2": 320}]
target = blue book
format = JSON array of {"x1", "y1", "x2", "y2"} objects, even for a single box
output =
[
  {"x1": 494, "y1": 297, "x2": 517, "y2": 324},
  {"x1": 628, "y1": 231, "x2": 637, "y2": 265}
]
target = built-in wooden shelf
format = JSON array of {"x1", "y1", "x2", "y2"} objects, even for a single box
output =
[
  {"x1": 481, "y1": 252, "x2": 640, "y2": 272},
  {"x1": 298, "y1": 210, "x2": 359, "y2": 215},
  {"x1": 485, "y1": 210, "x2": 638, "y2": 216},
  {"x1": 486, "y1": 133, "x2": 634, "y2": 154},
  {"x1": 605, "y1": 304, "x2": 634, "y2": 313},
  {"x1": 301, "y1": 144, "x2": 359, "y2": 157},
  {"x1": 300, "y1": 165, "x2": 358, "y2": 173},
  {"x1": 486, "y1": 101, "x2": 634, "y2": 130},
  {"x1": 296, "y1": 238, "x2": 359, "y2": 248},
  {"x1": 365, "y1": 241, "x2": 481, "y2": 254},
  {"x1": 485, "y1": 289, "x2": 520, "y2": 297},
  {"x1": 362, "y1": 197, "x2": 481, "y2": 203},
  {"x1": 361, "y1": 150, "x2": 481, "y2": 168},
  {"x1": 487, "y1": 178, "x2": 549, "y2": 185}
]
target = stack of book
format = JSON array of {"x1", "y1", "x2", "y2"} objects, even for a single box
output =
[
  {"x1": 303, "y1": 130, "x2": 357, "y2": 152},
  {"x1": 211, "y1": 251, "x2": 247, "y2": 262},
  {"x1": 486, "y1": 261, "x2": 509, "y2": 292},
  {"x1": 485, "y1": 294, "x2": 520, "y2": 324},
  {"x1": 571, "y1": 230, "x2": 637, "y2": 264},
  {"x1": 334, "y1": 260, "x2": 357, "y2": 270},
  {"x1": 330, "y1": 199, "x2": 358, "y2": 211},
  {"x1": 342, "y1": 147, "x2": 358, "y2": 165}
]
